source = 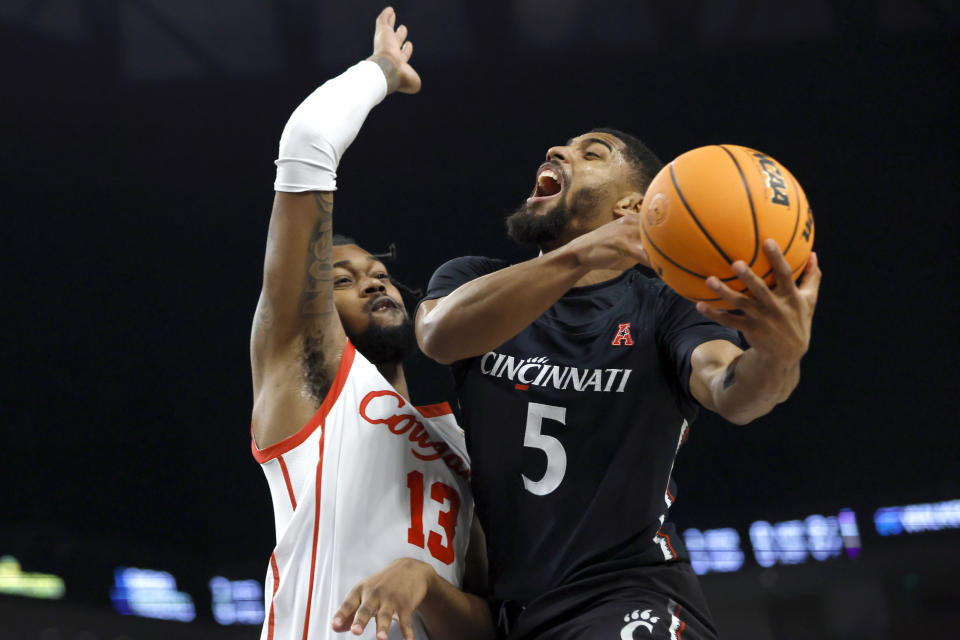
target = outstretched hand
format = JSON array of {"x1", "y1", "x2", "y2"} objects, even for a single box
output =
[
  {"x1": 331, "y1": 558, "x2": 434, "y2": 640},
  {"x1": 368, "y1": 7, "x2": 421, "y2": 95},
  {"x1": 696, "y1": 239, "x2": 821, "y2": 366}
]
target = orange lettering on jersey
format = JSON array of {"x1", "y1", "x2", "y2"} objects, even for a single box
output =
[
  {"x1": 611, "y1": 322, "x2": 634, "y2": 346},
  {"x1": 359, "y1": 390, "x2": 470, "y2": 479}
]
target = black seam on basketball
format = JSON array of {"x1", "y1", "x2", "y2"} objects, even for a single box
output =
[
  {"x1": 717, "y1": 145, "x2": 759, "y2": 267},
  {"x1": 669, "y1": 162, "x2": 736, "y2": 267},
  {"x1": 780, "y1": 168, "x2": 802, "y2": 256},
  {"x1": 758, "y1": 259, "x2": 808, "y2": 281},
  {"x1": 641, "y1": 195, "x2": 739, "y2": 283}
]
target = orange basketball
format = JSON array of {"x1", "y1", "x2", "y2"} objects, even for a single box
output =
[{"x1": 639, "y1": 144, "x2": 814, "y2": 309}]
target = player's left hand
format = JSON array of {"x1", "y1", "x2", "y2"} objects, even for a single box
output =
[
  {"x1": 331, "y1": 557, "x2": 434, "y2": 640},
  {"x1": 696, "y1": 239, "x2": 821, "y2": 366},
  {"x1": 368, "y1": 7, "x2": 421, "y2": 95}
]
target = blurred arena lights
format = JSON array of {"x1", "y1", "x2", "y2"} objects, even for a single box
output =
[
  {"x1": 683, "y1": 528, "x2": 745, "y2": 575},
  {"x1": 837, "y1": 508, "x2": 862, "y2": 558},
  {"x1": 749, "y1": 511, "x2": 857, "y2": 568},
  {"x1": 4, "y1": 498, "x2": 954, "y2": 622},
  {"x1": 874, "y1": 499, "x2": 960, "y2": 536},
  {"x1": 110, "y1": 567, "x2": 196, "y2": 622},
  {"x1": 683, "y1": 509, "x2": 862, "y2": 575},
  {"x1": 209, "y1": 576, "x2": 265, "y2": 625},
  {"x1": 0, "y1": 555, "x2": 65, "y2": 599}
]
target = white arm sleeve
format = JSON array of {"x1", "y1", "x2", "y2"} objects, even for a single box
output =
[{"x1": 274, "y1": 60, "x2": 388, "y2": 192}]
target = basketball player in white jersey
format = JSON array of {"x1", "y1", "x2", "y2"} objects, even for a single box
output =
[{"x1": 250, "y1": 8, "x2": 495, "y2": 640}]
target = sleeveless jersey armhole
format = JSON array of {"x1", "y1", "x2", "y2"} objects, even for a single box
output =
[{"x1": 251, "y1": 340, "x2": 357, "y2": 463}]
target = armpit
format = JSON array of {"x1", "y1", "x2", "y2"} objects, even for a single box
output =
[{"x1": 300, "y1": 333, "x2": 334, "y2": 406}]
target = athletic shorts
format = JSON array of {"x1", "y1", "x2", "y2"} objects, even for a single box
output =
[{"x1": 497, "y1": 561, "x2": 719, "y2": 640}]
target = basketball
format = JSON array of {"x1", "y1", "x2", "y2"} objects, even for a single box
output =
[{"x1": 639, "y1": 144, "x2": 814, "y2": 309}]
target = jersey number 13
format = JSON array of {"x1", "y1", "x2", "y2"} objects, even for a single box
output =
[{"x1": 406, "y1": 471, "x2": 460, "y2": 565}]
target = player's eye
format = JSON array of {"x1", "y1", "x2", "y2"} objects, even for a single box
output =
[
  {"x1": 334, "y1": 276, "x2": 352, "y2": 286},
  {"x1": 373, "y1": 272, "x2": 390, "y2": 280},
  {"x1": 584, "y1": 151, "x2": 601, "y2": 159}
]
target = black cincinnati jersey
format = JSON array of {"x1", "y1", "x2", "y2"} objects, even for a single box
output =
[{"x1": 423, "y1": 257, "x2": 741, "y2": 605}]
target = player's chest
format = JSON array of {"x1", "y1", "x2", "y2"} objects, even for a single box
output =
[
  {"x1": 339, "y1": 388, "x2": 470, "y2": 480},
  {"x1": 471, "y1": 315, "x2": 661, "y2": 397},
  {"x1": 328, "y1": 392, "x2": 473, "y2": 579}
]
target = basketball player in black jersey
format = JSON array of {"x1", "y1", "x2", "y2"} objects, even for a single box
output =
[{"x1": 415, "y1": 130, "x2": 822, "y2": 639}]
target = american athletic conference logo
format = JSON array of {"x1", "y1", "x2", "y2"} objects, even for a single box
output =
[{"x1": 611, "y1": 322, "x2": 634, "y2": 346}]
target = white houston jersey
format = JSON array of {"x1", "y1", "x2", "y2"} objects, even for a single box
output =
[{"x1": 252, "y1": 341, "x2": 473, "y2": 640}]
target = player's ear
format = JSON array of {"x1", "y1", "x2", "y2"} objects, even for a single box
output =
[{"x1": 613, "y1": 192, "x2": 643, "y2": 218}]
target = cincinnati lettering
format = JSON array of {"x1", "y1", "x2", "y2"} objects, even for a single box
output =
[
  {"x1": 358, "y1": 390, "x2": 469, "y2": 479},
  {"x1": 479, "y1": 352, "x2": 632, "y2": 393},
  {"x1": 753, "y1": 152, "x2": 790, "y2": 207}
]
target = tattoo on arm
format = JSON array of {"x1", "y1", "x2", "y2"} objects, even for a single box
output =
[
  {"x1": 299, "y1": 192, "x2": 335, "y2": 317},
  {"x1": 297, "y1": 193, "x2": 338, "y2": 403},
  {"x1": 367, "y1": 55, "x2": 398, "y2": 92},
  {"x1": 722, "y1": 355, "x2": 743, "y2": 390}
]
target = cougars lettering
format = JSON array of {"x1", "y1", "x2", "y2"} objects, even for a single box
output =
[
  {"x1": 479, "y1": 352, "x2": 633, "y2": 393},
  {"x1": 358, "y1": 390, "x2": 470, "y2": 479}
]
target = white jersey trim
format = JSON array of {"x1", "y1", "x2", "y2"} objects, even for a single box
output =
[{"x1": 251, "y1": 341, "x2": 358, "y2": 465}]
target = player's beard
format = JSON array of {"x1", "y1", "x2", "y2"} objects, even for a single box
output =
[
  {"x1": 506, "y1": 185, "x2": 605, "y2": 246},
  {"x1": 349, "y1": 314, "x2": 417, "y2": 365}
]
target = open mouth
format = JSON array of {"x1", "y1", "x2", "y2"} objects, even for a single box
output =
[
  {"x1": 529, "y1": 163, "x2": 564, "y2": 202},
  {"x1": 370, "y1": 296, "x2": 401, "y2": 313}
]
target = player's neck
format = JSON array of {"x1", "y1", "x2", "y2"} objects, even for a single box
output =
[{"x1": 377, "y1": 362, "x2": 410, "y2": 402}]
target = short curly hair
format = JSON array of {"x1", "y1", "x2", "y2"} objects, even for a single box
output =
[{"x1": 590, "y1": 127, "x2": 663, "y2": 191}]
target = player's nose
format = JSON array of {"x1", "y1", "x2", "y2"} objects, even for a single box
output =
[
  {"x1": 545, "y1": 145, "x2": 570, "y2": 164},
  {"x1": 361, "y1": 278, "x2": 387, "y2": 296}
]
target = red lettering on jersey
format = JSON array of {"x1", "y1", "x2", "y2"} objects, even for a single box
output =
[
  {"x1": 359, "y1": 390, "x2": 470, "y2": 479},
  {"x1": 406, "y1": 471, "x2": 426, "y2": 547},
  {"x1": 406, "y1": 471, "x2": 461, "y2": 565},
  {"x1": 428, "y1": 481, "x2": 460, "y2": 565},
  {"x1": 611, "y1": 322, "x2": 634, "y2": 346}
]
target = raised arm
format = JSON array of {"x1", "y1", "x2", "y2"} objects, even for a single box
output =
[
  {"x1": 251, "y1": 190, "x2": 344, "y2": 440},
  {"x1": 689, "y1": 241, "x2": 821, "y2": 424},
  {"x1": 417, "y1": 214, "x2": 649, "y2": 364},
  {"x1": 251, "y1": 7, "x2": 420, "y2": 447}
]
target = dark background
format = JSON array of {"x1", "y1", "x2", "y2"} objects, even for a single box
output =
[{"x1": 2, "y1": 1, "x2": 958, "y2": 638}]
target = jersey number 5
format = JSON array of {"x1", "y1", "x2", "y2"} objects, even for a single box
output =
[
  {"x1": 522, "y1": 402, "x2": 568, "y2": 496},
  {"x1": 406, "y1": 471, "x2": 460, "y2": 565}
]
